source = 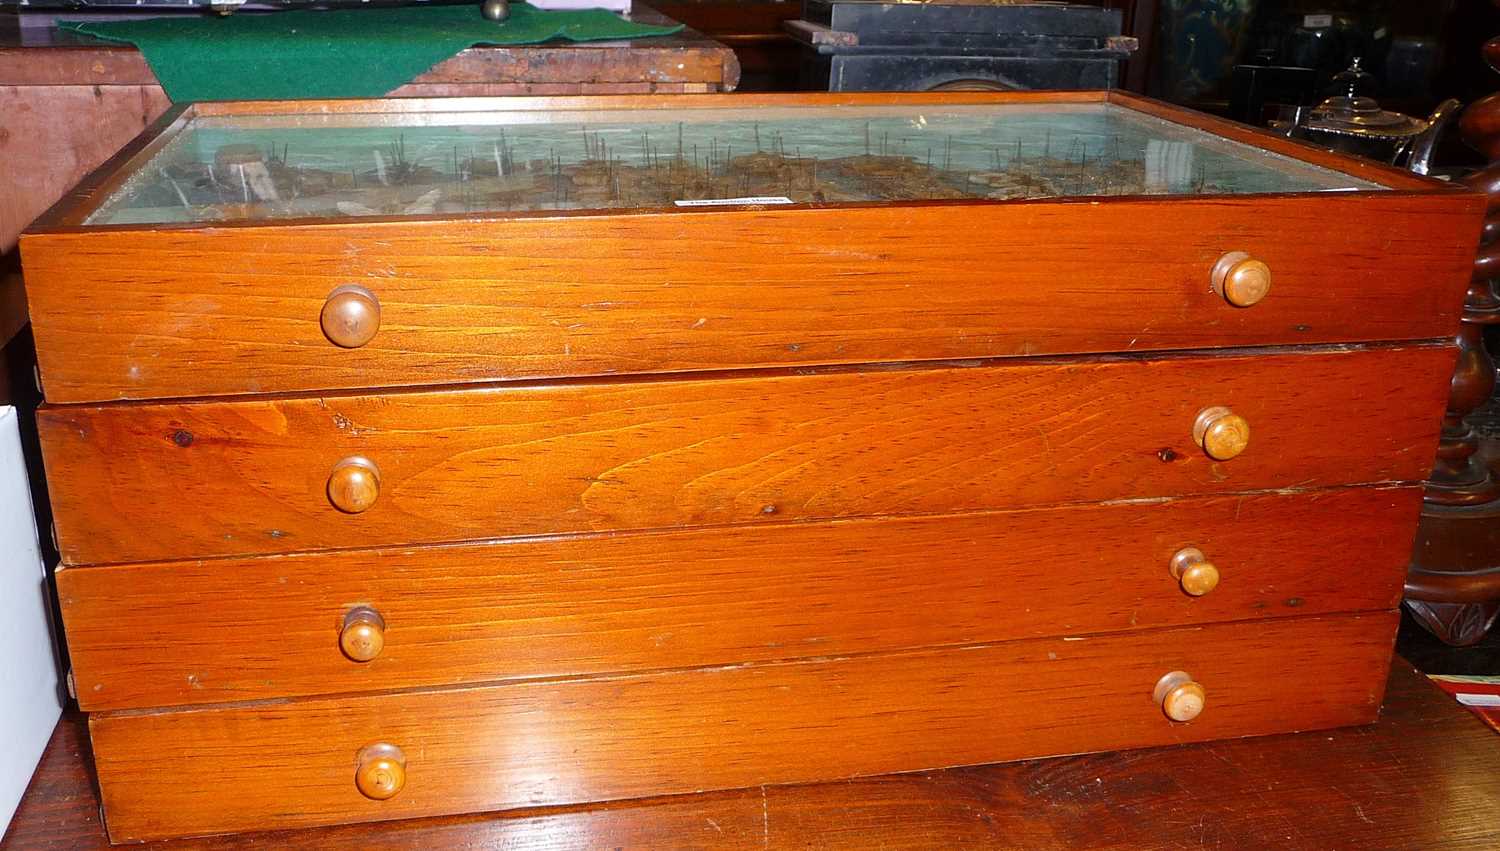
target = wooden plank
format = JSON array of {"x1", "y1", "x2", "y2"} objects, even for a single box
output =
[
  {"x1": 387, "y1": 81, "x2": 724, "y2": 97},
  {"x1": 87, "y1": 612, "x2": 1398, "y2": 842},
  {"x1": 783, "y1": 20, "x2": 860, "y2": 47},
  {"x1": 58, "y1": 486, "x2": 1419, "y2": 711},
  {"x1": 179, "y1": 89, "x2": 1109, "y2": 118},
  {"x1": 37, "y1": 345, "x2": 1455, "y2": 565},
  {"x1": 398, "y1": 43, "x2": 737, "y2": 89},
  {"x1": 11, "y1": 657, "x2": 1500, "y2": 850},
  {"x1": 0, "y1": 84, "x2": 173, "y2": 253},
  {"x1": 20, "y1": 191, "x2": 1481, "y2": 402},
  {"x1": 0, "y1": 45, "x2": 159, "y2": 86}
]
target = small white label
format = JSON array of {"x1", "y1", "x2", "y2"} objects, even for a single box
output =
[
  {"x1": 674, "y1": 196, "x2": 794, "y2": 207},
  {"x1": 1457, "y1": 693, "x2": 1500, "y2": 708},
  {"x1": 1303, "y1": 13, "x2": 1333, "y2": 28}
]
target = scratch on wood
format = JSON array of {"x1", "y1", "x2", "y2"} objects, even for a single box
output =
[{"x1": 760, "y1": 785, "x2": 769, "y2": 847}]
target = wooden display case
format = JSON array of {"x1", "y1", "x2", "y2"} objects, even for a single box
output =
[{"x1": 19, "y1": 90, "x2": 1485, "y2": 842}]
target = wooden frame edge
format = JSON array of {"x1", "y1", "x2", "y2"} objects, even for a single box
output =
[
  {"x1": 186, "y1": 89, "x2": 1109, "y2": 118},
  {"x1": 24, "y1": 91, "x2": 1475, "y2": 232}
]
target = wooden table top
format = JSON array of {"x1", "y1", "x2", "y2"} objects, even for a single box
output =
[
  {"x1": 0, "y1": 6, "x2": 740, "y2": 94},
  {"x1": 4, "y1": 657, "x2": 1497, "y2": 849}
]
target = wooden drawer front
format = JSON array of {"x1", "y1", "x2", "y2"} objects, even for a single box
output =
[
  {"x1": 40, "y1": 345, "x2": 1451, "y2": 565},
  {"x1": 89, "y1": 612, "x2": 1396, "y2": 841},
  {"x1": 21, "y1": 194, "x2": 1479, "y2": 403},
  {"x1": 61, "y1": 487, "x2": 1417, "y2": 712}
]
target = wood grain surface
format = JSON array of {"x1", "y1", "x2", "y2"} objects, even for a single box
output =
[
  {"x1": 0, "y1": 12, "x2": 737, "y2": 92},
  {"x1": 38, "y1": 345, "x2": 1454, "y2": 565},
  {"x1": 20, "y1": 193, "x2": 1480, "y2": 403},
  {"x1": 0, "y1": 84, "x2": 172, "y2": 255},
  {"x1": 10, "y1": 657, "x2": 1499, "y2": 851},
  {"x1": 86, "y1": 612, "x2": 1397, "y2": 841},
  {"x1": 58, "y1": 486, "x2": 1418, "y2": 711}
]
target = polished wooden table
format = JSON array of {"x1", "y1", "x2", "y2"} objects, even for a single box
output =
[
  {"x1": 0, "y1": 6, "x2": 739, "y2": 257},
  {"x1": 4, "y1": 658, "x2": 1497, "y2": 849}
]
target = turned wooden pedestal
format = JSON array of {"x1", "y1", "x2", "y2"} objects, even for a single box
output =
[{"x1": 1405, "y1": 33, "x2": 1500, "y2": 647}]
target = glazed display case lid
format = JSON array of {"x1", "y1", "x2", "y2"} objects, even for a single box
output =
[{"x1": 51, "y1": 93, "x2": 1396, "y2": 228}]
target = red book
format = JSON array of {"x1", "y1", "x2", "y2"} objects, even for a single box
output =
[{"x1": 1429, "y1": 675, "x2": 1500, "y2": 733}]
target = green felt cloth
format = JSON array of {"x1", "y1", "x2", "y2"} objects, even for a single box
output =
[{"x1": 59, "y1": 4, "x2": 683, "y2": 103}]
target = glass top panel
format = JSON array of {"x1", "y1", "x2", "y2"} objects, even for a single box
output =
[{"x1": 85, "y1": 102, "x2": 1382, "y2": 225}]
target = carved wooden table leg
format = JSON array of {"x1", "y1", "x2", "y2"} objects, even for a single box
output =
[{"x1": 1406, "y1": 34, "x2": 1500, "y2": 646}]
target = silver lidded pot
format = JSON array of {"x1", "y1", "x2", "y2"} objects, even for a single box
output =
[{"x1": 1274, "y1": 58, "x2": 1460, "y2": 173}]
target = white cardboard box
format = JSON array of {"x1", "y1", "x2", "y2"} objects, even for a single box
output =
[{"x1": 0, "y1": 406, "x2": 62, "y2": 834}]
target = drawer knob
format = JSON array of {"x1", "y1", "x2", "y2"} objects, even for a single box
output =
[
  {"x1": 1154, "y1": 671, "x2": 1206, "y2": 722},
  {"x1": 1193, "y1": 406, "x2": 1250, "y2": 461},
  {"x1": 328, "y1": 456, "x2": 380, "y2": 514},
  {"x1": 355, "y1": 743, "x2": 406, "y2": 800},
  {"x1": 321, "y1": 285, "x2": 381, "y2": 348},
  {"x1": 340, "y1": 607, "x2": 386, "y2": 662},
  {"x1": 1169, "y1": 547, "x2": 1220, "y2": 596},
  {"x1": 1211, "y1": 251, "x2": 1271, "y2": 307}
]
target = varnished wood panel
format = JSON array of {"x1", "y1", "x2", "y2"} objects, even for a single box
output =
[
  {"x1": 38, "y1": 346, "x2": 1454, "y2": 565},
  {"x1": 11, "y1": 659, "x2": 1500, "y2": 850},
  {"x1": 396, "y1": 39, "x2": 740, "y2": 94},
  {"x1": 58, "y1": 486, "x2": 1419, "y2": 711},
  {"x1": 19, "y1": 192, "x2": 1480, "y2": 403},
  {"x1": 87, "y1": 612, "x2": 1397, "y2": 842},
  {"x1": 0, "y1": 84, "x2": 171, "y2": 254}
]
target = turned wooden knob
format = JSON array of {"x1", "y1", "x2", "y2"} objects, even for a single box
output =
[
  {"x1": 1170, "y1": 547, "x2": 1220, "y2": 596},
  {"x1": 1154, "y1": 671, "x2": 1206, "y2": 722},
  {"x1": 355, "y1": 743, "x2": 406, "y2": 800},
  {"x1": 1193, "y1": 406, "x2": 1250, "y2": 461},
  {"x1": 321, "y1": 285, "x2": 381, "y2": 348},
  {"x1": 1211, "y1": 251, "x2": 1271, "y2": 307},
  {"x1": 340, "y1": 607, "x2": 386, "y2": 662},
  {"x1": 327, "y1": 456, "x2": 380, "y2": 514}
]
